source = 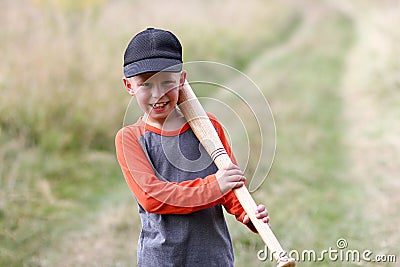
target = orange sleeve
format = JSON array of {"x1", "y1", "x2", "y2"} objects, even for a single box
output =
[
  {"x1": 115, "y1": 126, "x2": 224, "y2": 215},
  {"x1": 208, "y1": 114, "x2": 258, "y2": 233}
]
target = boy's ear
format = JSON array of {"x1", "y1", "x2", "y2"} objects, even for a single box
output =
[
  {"x1": 122, "y1": 76, "x2": 135, "y2": 96},
  {"x1": 179, "y1": 70, "x2": 187, "y2": 88}
]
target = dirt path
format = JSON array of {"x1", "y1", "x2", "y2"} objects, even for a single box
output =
[{"x1": 329, "y1": 0, "x2": 400, "y2": 254}]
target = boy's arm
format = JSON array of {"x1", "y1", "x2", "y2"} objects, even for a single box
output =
[
  {"x1": 115, "y1": 127, "x2": 224, "y2": 215},
  {"x1": 209, "y1": 114, "x2": 258, "y2": 233}
]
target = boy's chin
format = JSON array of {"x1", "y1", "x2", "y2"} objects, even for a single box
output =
[{"x1": 146, "y1": 110, "x2": 172, "y2": 122}]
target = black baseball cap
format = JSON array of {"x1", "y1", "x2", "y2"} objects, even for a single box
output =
[{"x1": 123, "y1": 28, "x2": 183, "y2": 78}]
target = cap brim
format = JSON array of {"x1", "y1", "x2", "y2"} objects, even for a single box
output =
[{"x1": 124, "y1": 58, "x2": 182, "y2": 78}]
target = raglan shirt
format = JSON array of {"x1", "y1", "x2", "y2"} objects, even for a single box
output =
[{"x1": 115, "y1": 113, "x2": 255, "y2": 267}]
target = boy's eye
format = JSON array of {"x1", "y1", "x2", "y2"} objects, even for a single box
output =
[
  {"x1": 139, "y1": 82, "x2": 151, "y2": 87},
  {"x1": 162, "y1": 81, "x2": 176, "y2": 86}
]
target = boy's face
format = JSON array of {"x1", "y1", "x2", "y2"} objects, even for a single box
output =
[{"x1": 123, "y1": 71, "x2": 186, "y2": 126}]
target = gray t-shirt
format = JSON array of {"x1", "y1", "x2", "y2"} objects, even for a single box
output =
[{"x1": 136, "y1": 126, "x2": 234, "y2": 267}]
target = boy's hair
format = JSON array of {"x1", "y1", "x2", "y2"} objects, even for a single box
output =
[{"x1": 123, "y1": 28, "x2": 183, "y2": 78}]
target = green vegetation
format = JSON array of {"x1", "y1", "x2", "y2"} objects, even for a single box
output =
[
  {"x1": 1, "y1": 0, "x2": 399, "y2": 266},
  {"x1": 226, "y1": 10, "x2": 361, "y2": 267}
]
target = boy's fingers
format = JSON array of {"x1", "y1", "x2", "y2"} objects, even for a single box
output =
[
  {"x1": 255, "y1": 209, "x2": 268, "y2": 219},
  {"x1": 233, "y1": 181, "x2": 244, "y2": 188},
  {"x1": 263, "y1": 216, "x2": 270, "y2": 223},
  {"x1": 256, "y1": 204, "x2": 266, "y2": 213},
  {"x1": 224, "y1": 173, "x2": 245, "y2": 182},
  {"x1": 226, "y1": 169, "x2": 244, "y2": 176}
]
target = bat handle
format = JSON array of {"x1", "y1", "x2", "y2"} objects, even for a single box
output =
[
  {"x1": 233, "y1": 186, "x2": 295, "y2": 267},
  {"x1": 277, "y1": 258, "x2": 296, "y2": 267}
]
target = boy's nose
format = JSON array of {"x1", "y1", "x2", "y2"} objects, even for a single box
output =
[{"x1": 151, "y1": 84, "x2": 164, "y2": 98}]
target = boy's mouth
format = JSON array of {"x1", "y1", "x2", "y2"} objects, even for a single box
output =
[{"x1": 151, "y1": 102, "x2": 169, "y2": 109}]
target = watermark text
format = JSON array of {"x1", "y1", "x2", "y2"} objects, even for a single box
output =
[{"x1": 257, "y1": 238, "x2": 397, "y2": 263}]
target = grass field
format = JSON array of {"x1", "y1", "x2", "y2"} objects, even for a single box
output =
[{"x1": 1, "y1": 0, "x2": 399, "y2": 266}]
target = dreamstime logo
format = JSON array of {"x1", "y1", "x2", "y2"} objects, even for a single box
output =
[
  {"x1": 257, "y1": 238, "x2": 397, "y2": 264},
  {"x1": 122, "y1": 61, "x2": 276, "y2": 206}
]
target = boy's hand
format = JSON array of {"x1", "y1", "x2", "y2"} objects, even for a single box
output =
[
  {"x1": 243, "y1": 204, "x2": 270, "y2": 225},
  {"x1": 215, "y1": 163, "x2": 245, "y2": 195}
]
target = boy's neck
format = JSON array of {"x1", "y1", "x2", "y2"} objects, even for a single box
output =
[{"x1": 143, "y1": 108, "x2": 187, "y2": 132}]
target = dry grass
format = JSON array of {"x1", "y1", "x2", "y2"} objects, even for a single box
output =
[{"x1": 1, "y1": 0, "x2": 399, "y2": 266}]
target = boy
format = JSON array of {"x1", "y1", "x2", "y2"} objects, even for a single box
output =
[{"x1": 115, "y1": 28, "x2": 270, "y2": 266}]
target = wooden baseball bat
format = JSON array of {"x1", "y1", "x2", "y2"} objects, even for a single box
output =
[{"x1": 178, "y1": 81, "x2": 295, "y2": 267}]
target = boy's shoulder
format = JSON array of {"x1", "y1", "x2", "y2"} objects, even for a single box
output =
[{"x1": 115, "y1": 117, "x2": 146, "y2": 140}]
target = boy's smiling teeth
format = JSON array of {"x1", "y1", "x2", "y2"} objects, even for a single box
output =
[{"x1": 152, "y1": 102, "x2": 168, "y2": 108}]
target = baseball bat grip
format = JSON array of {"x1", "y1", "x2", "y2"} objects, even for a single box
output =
[{"x1": 178, "y1": 81, "x2": 295, "y2": 267}]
